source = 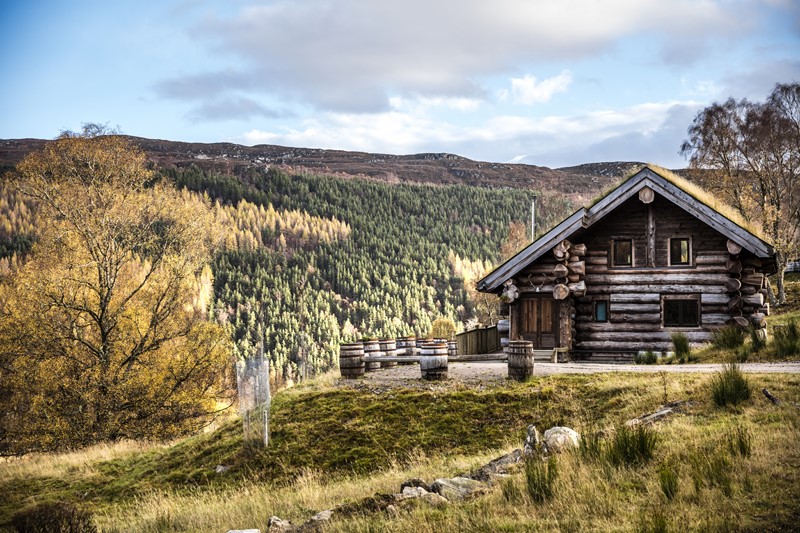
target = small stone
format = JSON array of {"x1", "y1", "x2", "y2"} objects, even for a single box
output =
[
  {"x1": 267, "y1": 516, "x2": 294, "y2": 532},
  {"x1": 310, "y1": 510, "x2": 332, "y2": 523},
  {"x1": 543, "y1": 427, "x2": 581, "y2": 454},
  {"x1": 419, "y1": 492, "x2": 449, "y2": 506},
  {"x1": 215, "y1": 464, "x2": 231, "y2": 474},
  {"x1": 523, "y1": 425, "x2": 541, "y2": 455},
  {"x1": 385, "y1": 504, "x2": 399, "y2": 517},
  {"x1": 430, "y1": 477, "x2": 484, "y2": 501},
  {"x1": 400, "y1": 477, "x2": 431, "y2": 492}
]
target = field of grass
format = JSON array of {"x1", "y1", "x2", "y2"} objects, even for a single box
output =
[{"x1": 2, "y1": 368, "x2": 799, "y2": 532}]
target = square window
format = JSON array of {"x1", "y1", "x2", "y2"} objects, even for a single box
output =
[
  {"x1": 594, "y1": 300, "x2": 608, "y2": 322},
  {"x1": 612, "y1": 239, "x2": 633, "y2": 266},
  {"x1": 663, "y1": 298, "x2": 699, "y2": 327},
  {"x1": 669, "y1": 238, "x2": 691, "y2": 266}
]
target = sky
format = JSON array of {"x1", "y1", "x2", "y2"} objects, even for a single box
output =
[{"x1": 1, "y1": 1, "x2": 798, "y2": 168}]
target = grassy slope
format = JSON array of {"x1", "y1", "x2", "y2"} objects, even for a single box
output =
[{"x1": 2, "y1": 371, "x2": 800, "y2": 532}]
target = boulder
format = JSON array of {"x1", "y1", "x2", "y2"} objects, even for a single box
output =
[
  {"x1": 309, "y1": 510, "x2": 332, "y2": 523},
  {"x1": 543, "y1": 427, "x2": 580, "y2": 454},
  {"x1": 215, "y1": 464, "x2": 231, "y2": 474},
  {"x1": 385, "y1": 504, "x2": 399, "y2": 518},
  {"x1": 430, "y1": 477, "x2": 484, "y2": 501},
  {"x1": 401, "y1": 486, "x2": 429, "y2": 499},
  {"x1": 469, "y1": 449, "x2": 522, "y2": 482}
]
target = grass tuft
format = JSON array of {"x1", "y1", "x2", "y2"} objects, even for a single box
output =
[
  {"x1": 524, "y1": 455, "x2": 558, "y2": 503},
  {"x1": 658, "y1": 462, "x2": 679, "y2": 501},
  {"x1": 711, "y1": 363, "x2": 751, "y2": 407},
  {"x1": 726, "y1": 426, "x2": 752, "y2": 458},
  {"x1": 773, "y1": 320, "x2": 800, "y2": 357},
  {"x1": 712, "y1": 325, "x2": 746, "y2": 350},
  {"x1": 671, "y1": 332, "x2": 691, "y2": 363},
  {"x1": 606, "y1": 425, "x2": 658, "y2": 467}
]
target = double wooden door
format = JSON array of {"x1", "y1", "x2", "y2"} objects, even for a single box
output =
[{"x1": 516, "y1": 296, "x2": 558, "y2": 349}]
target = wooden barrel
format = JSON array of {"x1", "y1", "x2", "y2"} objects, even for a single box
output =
[
  {"x1": 506, "y1": 340, "x2": 534, "y2": 381},
  {"x1": 363, "y1": 339, "x2": 381, "y2": 372},
  {"x1": 497, "y1": 319, "x2": 510, "y2": 333},
  {"x1": 339, "y1": 342, "x2": 364, "y2": 379},
  {"x1": 396, "y1": 336, "x2": 416, "y2": 364},
  {"x1": 447, "y1": 340, "x2": 458, "y2": 357},
  {"x1": 420, "y1": 342, "x2": 448, "y2": 381},
  {"x1": 379, "y1": 339, "x2": 398, "y2": 368}
]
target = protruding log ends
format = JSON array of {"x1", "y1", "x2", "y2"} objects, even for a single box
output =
[
  {"x1": 553, "y1": 283, "x2": 570, "y2": 300},
  {"x1": 726, "y1": 294, "x2": 743, "y2": 313},
  {"x1": 740, "y1": 273, "x2": 765, "y2": 288},
  {"x1": 726, "y1": 239, "x2": 744, "y2": 256},
  {"x1": 726, "y1": 256, "x2": 743, "y2": 274},
  {"x1": 567, "y1": 280, "x2": 586, "y2": 297},
  {"x1": 552, "y1": 263, "x2": 569, "y2": 278},
  {"x1": 743, "y1": 293, "x2": 765, "y2": 307},
  {"x1": 638, "y1": 186, "x2": 655, "y2": 204},
  {"x1": 571, "y1": 243, "x2": 587, "y2": 256},
  {"x1": 724, "y1": 278, "x2": 742, "y2": 293},
  {"x1": 567, "y1": 260, "x2": 586, "y2": 276},
  {"x1": 553, "y1": 240, "x2": 572, "y2": 261},
  {"x1": 750, "y1": 313, "x2": 767, "y2": 328},
  {"x1": 729, "y1": 316, "x2": 751, "y2": 328}
]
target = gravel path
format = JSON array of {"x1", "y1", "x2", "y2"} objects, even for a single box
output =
[{"x1": 358, "y1": 360, "x2": 800, "y2": 385}]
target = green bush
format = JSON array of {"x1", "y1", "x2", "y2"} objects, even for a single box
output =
[
  {"x1": 712, "y1": 325, "x2": 746, "y2": 350},
  {"x1": 524, "y1": 455, "x2": 558, "y2": 503},
  {"x1": 606, "y1": 425, "x2": 659, "y2": 467},
  {"x1": 711, "y1": 363, "x2": 751, "y2": 407},
  {"x1": 671, "y1": 332, "x2": 691, "y2": 363},
  {"x1": 773, "y1": 320, "x2": 800, "y2": 357},
  {"x1": 658, "y1": 463, "x2": 679, "y2": 500},
  {"x1": 635, "y1": 351, "x2": 658, "y2": 365},
  {"x1": 12, "y1": 501, "x2": 97, "y2": 533}
]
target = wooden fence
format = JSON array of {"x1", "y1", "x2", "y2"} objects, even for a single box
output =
[{"x1": 456, "y1": 326, "x2": 501, "y2": 355}]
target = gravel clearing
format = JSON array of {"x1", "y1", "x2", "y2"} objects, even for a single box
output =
[{"x1": 351, "y1": 360, "x2": 800, "y2": 387}]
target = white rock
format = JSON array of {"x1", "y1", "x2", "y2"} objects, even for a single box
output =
[
  {"x1": 310, "y1": 510, "x2": 333, "y2": 522},
  {"x1": 431, "y1": 477, "x2": 484, "y2": 501},
  {"x1": 401, "y1": 486, "x2": 429, "y2": 498},
  {"x1": 543, "y1": 426, "x2": 581, "y2": 453}
]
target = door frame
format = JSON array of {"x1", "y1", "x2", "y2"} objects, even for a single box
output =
[{"x1": 511, "y1": 295, "x2": 560, "y2": 348}]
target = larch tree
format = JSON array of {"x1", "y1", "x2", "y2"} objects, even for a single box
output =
[
  {"x1": 681, "y1": 83, "x2": 800, "y2": 304},
  {"x1": 0, "y1": 128, "x2": 231, "y2": 454}
]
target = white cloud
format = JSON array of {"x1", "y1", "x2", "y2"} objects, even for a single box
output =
[{"x1": 501, "y1": 71, "x2": 573, "y2": 105}]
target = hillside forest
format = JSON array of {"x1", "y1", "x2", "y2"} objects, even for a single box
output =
[{"x1": 0, "y1": 139, "x2": 572, "y2": 410}]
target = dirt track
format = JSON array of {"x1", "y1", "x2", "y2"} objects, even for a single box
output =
[{"x1": 357, "y1": 361, "x2": 800, "y2": 385}]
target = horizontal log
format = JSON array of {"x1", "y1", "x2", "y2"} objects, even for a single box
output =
[
  {"x1": 695, "y1": 254, "x2": 729, "y2": 265},
  {"x1": 740, "y1": 273, "x2": 764, "y2": 288},
  {"x1": 724, "y1": 278, "x2": 742, "y2": 292},
  {"x1": 610, "y1": 293, "x2": 661, "y2": 303},
  {"x1": 568, "y1": 280, "x2": 586, "y2": 296},
  {"x1": 576, "y1": 331, "x2": 712, "y2": 342},
  {"x1": 609, "y1": 313, "x2": 662, "y2": 323},
  {"x1": 585, "y1": 250, "x2": 607, "y2": 257},
  {"x1": 700, "y1": 293, "x2": 730, "y2": 305},
  {"x1": 575, "y1": 341, "x2": 683, "y2": 351},
  {"x1": 584, "y1": 273, "x2": 728, "y2": 285},
  {"x1": 743, "y1": 293, "x2": 764, "y2": 307},
  {"x1": 758, "y1": 304, "x2": 770, "y2": 316},
  {"x1": 587, "y1": 284, "x2": 727, "y2": 295},
  {"x1": 578, "y1": 303, "x2": 658, "y2": 314},
  {"x1": 519, "y1": 285, "x2": 557, "y2": 294},
  {"x1": 576, "y1": 322, "x2": 668, "y2": 333},
  {"x1": 568, "y1": 274, "x2": 581, "y2": 283}
]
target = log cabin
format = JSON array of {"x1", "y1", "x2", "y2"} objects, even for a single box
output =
[{"x1": 477, "y1": 166, "x2": 777, "y2": 362}]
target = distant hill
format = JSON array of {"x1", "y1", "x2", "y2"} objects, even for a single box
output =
[{"x1": 0, "y1": 137, "x2": 656, "y2": 199}]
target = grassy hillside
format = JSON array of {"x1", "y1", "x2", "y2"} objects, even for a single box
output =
[{"x1": 1, "y1": 370, "x2": 798, "y2": 531}]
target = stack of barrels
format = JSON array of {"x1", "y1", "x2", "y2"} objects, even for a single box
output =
[
  {"x1": 396, "y1": 336, "x2": 416, "y2": 364},
  {"x1": 339, "y1": 342, "x2": 365, "y2": 379},
  {"x1": 363, "y1": 339, "x2": 381, "y2": 372},
  {"x1": 506, "y1": 340, "x2": 534, "y2": 381},
  {"x1": 420, "y1": 342, "x2": 448, "y2": 380},
  {"x1": 379, "y1": 339, "x2": 397, "y2": 368},
  {"x1": 498, "y1": 318, "x2": 510, "y2": 348}
]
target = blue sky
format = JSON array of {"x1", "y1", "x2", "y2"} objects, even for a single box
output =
[{"x1": 1, "y1": 0, "x2": 798, "y2": 168}]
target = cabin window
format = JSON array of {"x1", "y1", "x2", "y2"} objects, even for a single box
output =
[
  {"x1": 594, "y1": 300, "x2": 609, "y2": 322},
  {"x1": 612, "y1": 239, "x2": 633, "y2": 267},
  {"x1": 663, "y1": 296, "x2": 700, "y2": 327},
  {"x1": 669, "y1": 237, "x2": 691, "y2": 266}
]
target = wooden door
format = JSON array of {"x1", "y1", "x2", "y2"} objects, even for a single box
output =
[{"x1": 519, "y1": 297, "x2": 558, "y2": 349}]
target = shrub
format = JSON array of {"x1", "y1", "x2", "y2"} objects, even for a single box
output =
[
  {"x1": 606, "y1": 425, "x2": 659, "y2": 467},
  {"x1": 712, "y1": 325, "x2": 746, "y2": 350},
  {"x1": 726, "y1": 426, "x2": 752, "y2": 458},
  {"x1": 524, "y1": 455, "x2": 558, "y2": 503},
  {"x1": 658, "y1": 463, "x2": 679, "y2": 500},
  {"x1": 773, "y1": 320, "x2": 800, "y2": 357},
  {"x1": 635, "y1": 351, "x2": 658, "y2": 365},
  {"x1": 671, "y1": 332, "x2": 691, "y2": 363},
  {"x1": 12, "y1": 501, "x2": 97, "y2": 533},
  {"x1": 429, "y1": 317, "x2": 456, "y2": 340},
  {"x1": 711, "y1": 363, "x2": 751, "y2": 407},
  {"x1": 735, "y1": 345, "x2": 751, "y2": 363}
]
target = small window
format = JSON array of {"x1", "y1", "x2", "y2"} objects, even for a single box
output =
[
  {"x1": 663, "y1": 297, "x2": 700, "y2": 327},
  {"x1": 669, "y1": 238, "x2": 691, "y2": 266},
  {"x1": 612, "y1": 239, "x2": 633, "y2": 267},
  {"x1": 594, "y1": 300, "x2": 609, "y2": 322}
]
